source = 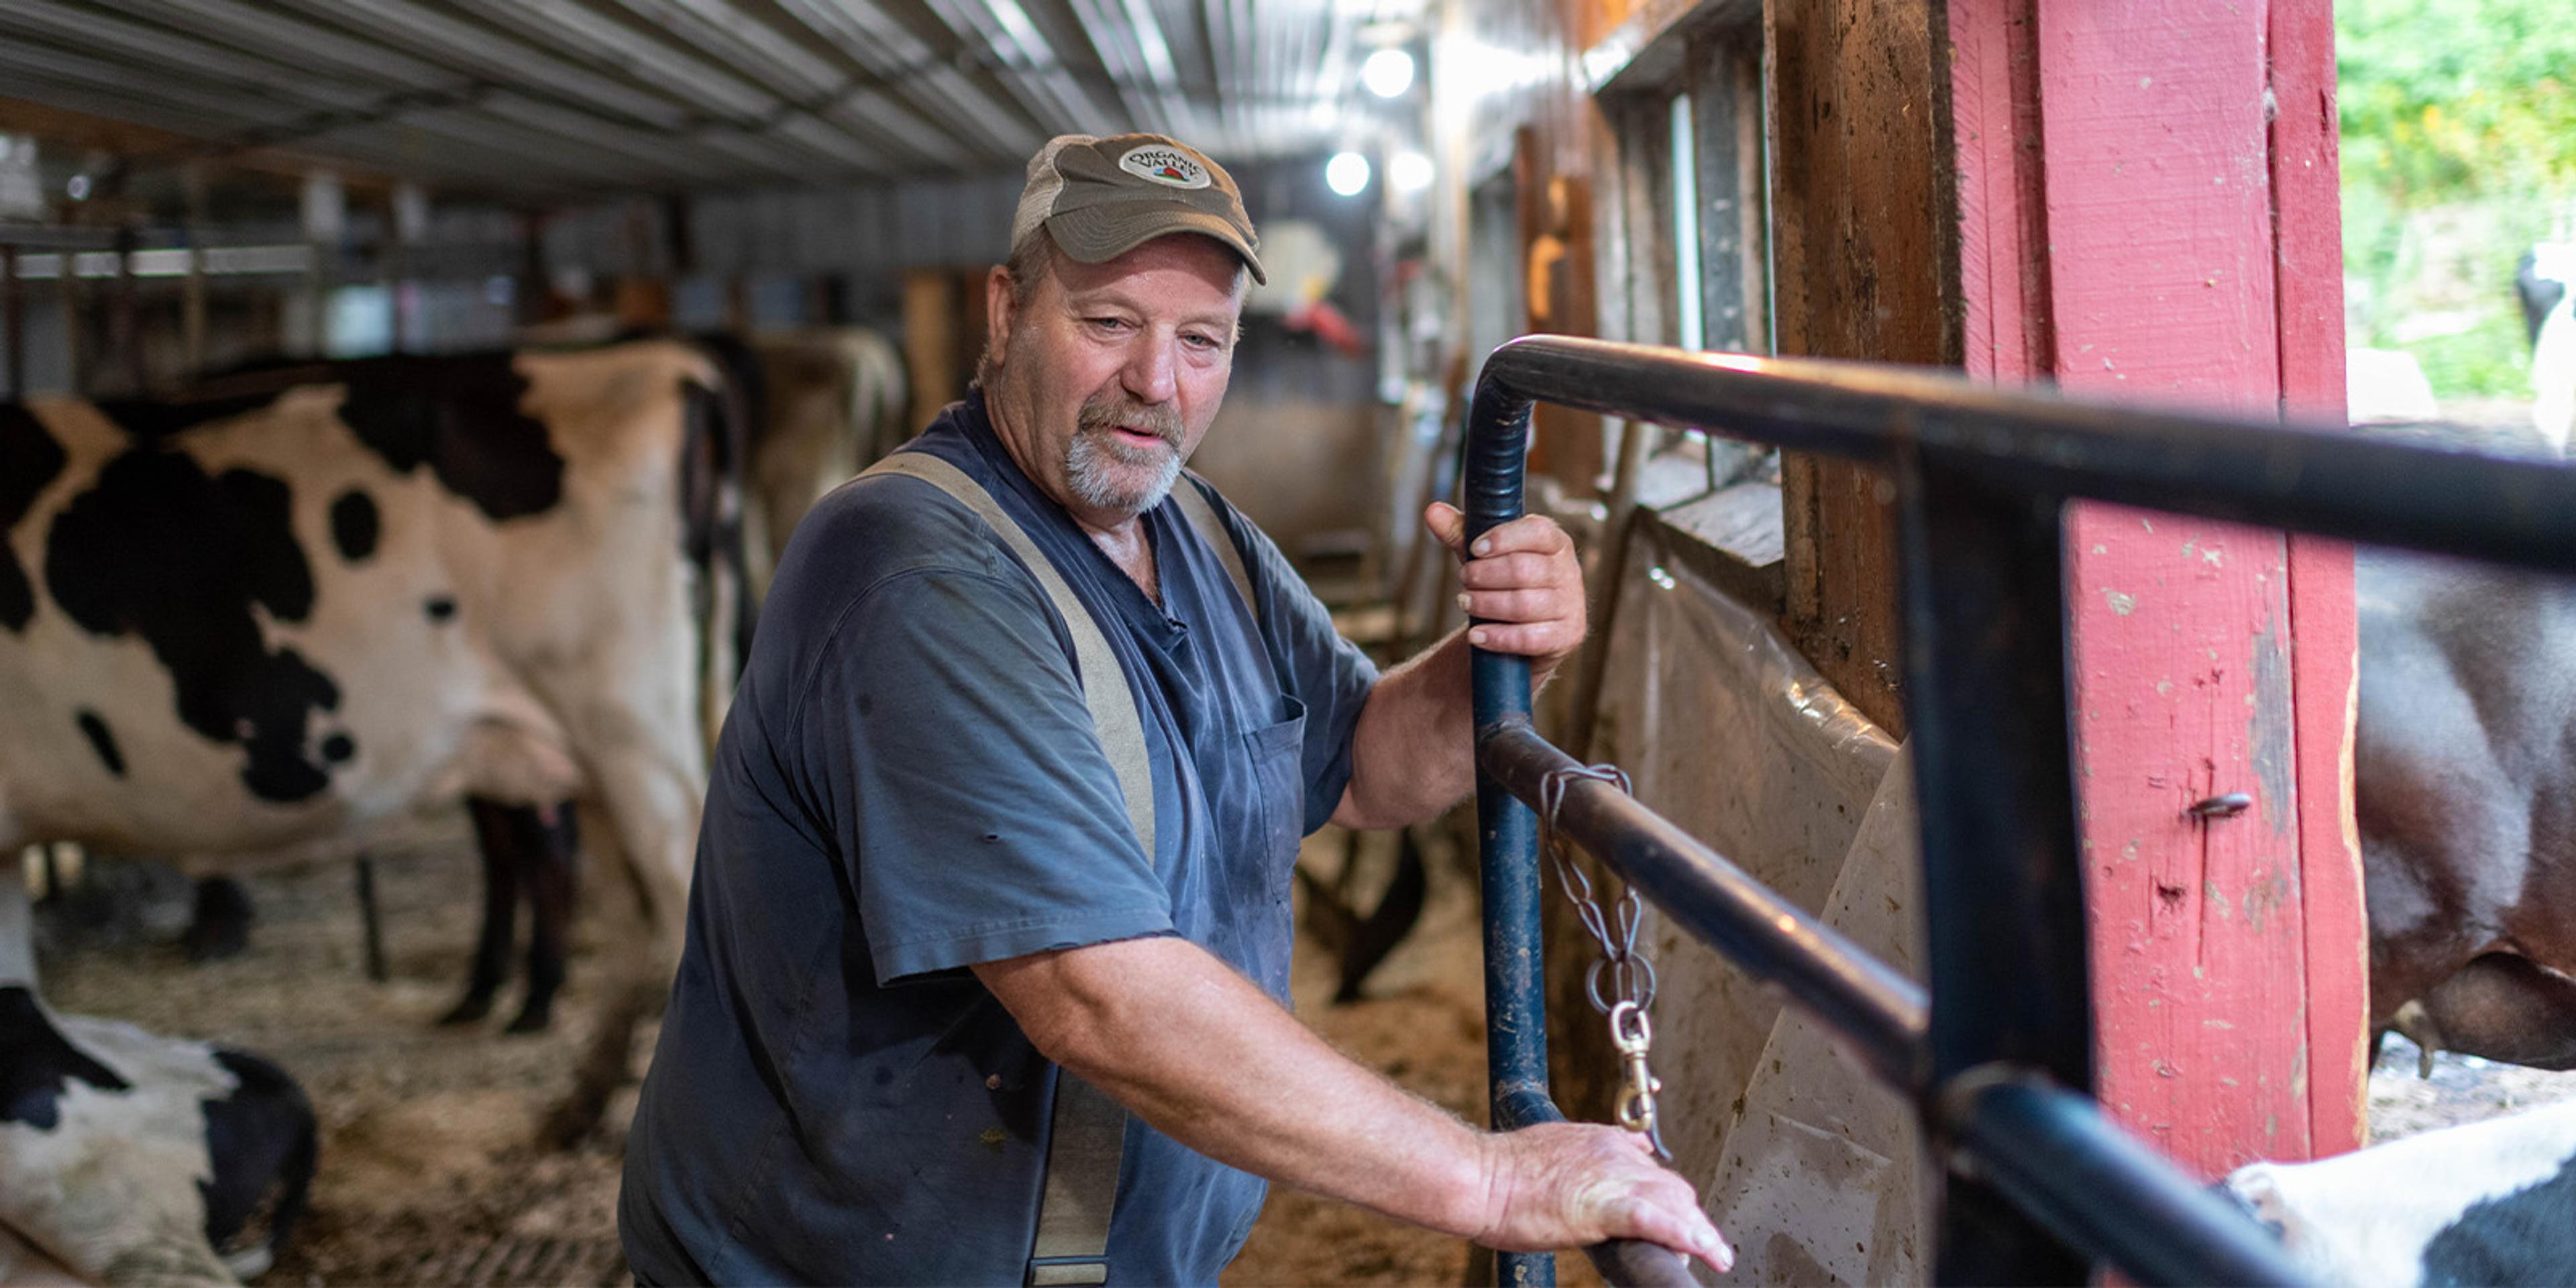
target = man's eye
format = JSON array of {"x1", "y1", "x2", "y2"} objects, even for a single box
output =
[
  {"x1": 1088, "y1": 317, "x2": 1134, "y2": 332},
  {"x1": 1183, "y1": 333, "x2": 1220, "y2": 351}
]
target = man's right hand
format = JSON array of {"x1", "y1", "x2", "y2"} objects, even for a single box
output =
[{"x1": 1471, "y1": 1122, "x2": 1735, "y2": 1275}]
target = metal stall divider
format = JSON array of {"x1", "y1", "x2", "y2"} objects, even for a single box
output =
[{"x1": 1460, "y1": 335, "x2": 2576, "y2": 1287}]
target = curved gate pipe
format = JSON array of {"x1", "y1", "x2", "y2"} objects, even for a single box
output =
[{"x1": 1460, "y1": 335, "x2": 2352, "y2": 1288}]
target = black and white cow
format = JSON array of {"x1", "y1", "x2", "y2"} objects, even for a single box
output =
[
  {"x1": 2225, "y1": 1096, "x2": 2576, "y2": 1288},
  {"x1": 1, "y1": 341, "x2": 735, "y2": 1032},
  {"x1": 1, "y1": 881, "x2": 317, "y2": 1288}
]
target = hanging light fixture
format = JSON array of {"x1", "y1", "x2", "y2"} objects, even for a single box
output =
[
  {"x1": 1326, "y1": 152, "x2": 1372, "y2": 197},
  {"x1": 1360, "y1": 47, "x2": 1415, "y2": 99}
]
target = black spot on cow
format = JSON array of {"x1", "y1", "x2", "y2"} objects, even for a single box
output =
[
  {"x1": 321, "y1": 733, "x2": 354, "y2": 763},
  {"x1": 2420, "y1": 1148, "x2": 2576, "y2": 1287},
  {"x1": 197, "y1": 1047, "x2": 317, "y2": 1264},
  {"x1": 0, "y1": 985, "x2": 131, "y2": 1130},
  {"x1": 44, "y1": 448, "x2": 342, "y2": 803},
  {"x1": 75, "y1": 708, "x2": 125, "y2": 777},
  {"x1": 424, "y1": 594, "x2": 457, "y2": 623},
  {"x1": 329, "y1": 489, "x2": 379, "y2": 563},
  {"x1": 329, "y1": 356, "x2": 564, "y2": 521},
  {"x1": 1, "y1": 405, "x2": 70, "y2": 634},
  {"x1": 93, "y1": 392, "x2": 288, "y2": 443}
]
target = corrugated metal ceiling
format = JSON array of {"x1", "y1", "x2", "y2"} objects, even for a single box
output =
[{"x1": 0, "y1": 0, "x2": 1415, "y2": 199}]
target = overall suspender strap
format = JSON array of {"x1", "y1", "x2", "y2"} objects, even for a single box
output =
[
  {"x1": 863, "y1": 453, "x2": 1157, "y2": 857},
  {"x1": 858, "y1": 453, "x2": 1260, "y2": 1287},
  {"x1": 1169, "y1": 473, "x2": 1258, "y2": 625}
]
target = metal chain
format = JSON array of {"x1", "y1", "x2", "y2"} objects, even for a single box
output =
[{"x1": 1536, "y1": 761, "x2": 1669, "y2": 1159}]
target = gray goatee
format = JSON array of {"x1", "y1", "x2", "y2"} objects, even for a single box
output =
[{"x1": 1066, "y1": 395, "x2": 1186, "y2": 516}]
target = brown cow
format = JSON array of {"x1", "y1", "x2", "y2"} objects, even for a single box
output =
[{"x1": 2359, "y1": 547, "x2": 2576, "y2": 1072}]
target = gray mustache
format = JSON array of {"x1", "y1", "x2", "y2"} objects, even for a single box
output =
[{"x1": 1077, "y1": 398, "x2": 1183, "y2": 445}]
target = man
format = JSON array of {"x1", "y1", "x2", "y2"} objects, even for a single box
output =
[{"x1": 619, "y1": 133, "x2": 1729, "y2": 1285}]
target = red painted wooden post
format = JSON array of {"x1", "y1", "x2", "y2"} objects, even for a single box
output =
[
  {"x1": 1947, "y1": 0, "x2": 2367, "y2": 1177},
  {"x1": 2268, "y1": 0, "x2": 2368, "y2": 1160}
]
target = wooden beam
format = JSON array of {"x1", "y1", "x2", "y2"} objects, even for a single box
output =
[
  {"x1": 1764, "y1": 0, "x2": 1953, "y2": 737},
  {"x1": 1943, "y1": 0, "x2": 2365, "y2": 1179},
  {"x1": 0, "y1": 95, "x2": 397, "y2": 197},
  {"x1": 2267, "y1": 0, "x2": 2365, "y2": 1161},
  {"x1": 3, "y1": 246, "x2": 21, "y2": 400},
  {"x1": 902, "y1": 268, "x2": 961, "y2": 434},
  {"x1": 1515, "y1": 126, "x2": 1606, "y2": 492}
]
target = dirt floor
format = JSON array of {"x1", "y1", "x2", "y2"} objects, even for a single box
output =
[
  {"x1": 28, "y1": 820, "x2": 1600, "y2": 1288},
  {"x1": 2366, "y1": 1033, "x2": 2576, "y2": 1144},
  {"x1": 31, "y1": 813, "x2": 2574, "y2": 1288}
]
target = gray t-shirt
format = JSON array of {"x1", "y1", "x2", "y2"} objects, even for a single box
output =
[{"x1": 620, "y1": 395, "x2": 1379, "y2": 1285}]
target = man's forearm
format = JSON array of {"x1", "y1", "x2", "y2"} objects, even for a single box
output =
[
  {"x1": 975, "y1": 934, "x2": 1731, "y2": 1269},
  {"x1": 1333, "y1": 628, "x2": 1562, "y2": 832},
  {"x1": 976, "y1": 934, "x2": 1491, "y2": 1236}
]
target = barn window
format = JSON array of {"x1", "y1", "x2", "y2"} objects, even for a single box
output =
[{"x1": 1591, "y1": 3, "x2": 1781, "y2": 606}]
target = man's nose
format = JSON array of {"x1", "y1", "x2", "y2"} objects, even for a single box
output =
[{"x1": 1120, "y1": 335, "x2": 1179, "y2": 404}]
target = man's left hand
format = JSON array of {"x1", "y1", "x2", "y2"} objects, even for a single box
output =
[{"x1": 1425, "y1": 502, "x2": 1587, "y2": 674}]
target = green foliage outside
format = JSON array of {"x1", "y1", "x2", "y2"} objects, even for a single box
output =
[{"x1": 2339, "y1": 0, "x2": 2576, "y2": 396}]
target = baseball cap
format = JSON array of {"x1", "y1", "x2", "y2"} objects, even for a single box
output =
[{"x1": 1011, "y1": 133, "x2": 1268, "y2": 286}]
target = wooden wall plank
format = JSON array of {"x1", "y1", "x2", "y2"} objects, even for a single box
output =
[
  {"x1": 1948, "y1": 0, "x2": 2051, "y2": 383},
  {"x1": 1945, "y1": 0, "x2": 2362, "y2": 1177},
  {"x1": 1764, "y1": 0, "x2": 1953, "y2": 738},
  {"x1": 2267, "y1": 0, "x2": 2367, "y2": 1159},
  {"x1": 2036, "y1": 0, "x2": 2314, "y2": 1177}
]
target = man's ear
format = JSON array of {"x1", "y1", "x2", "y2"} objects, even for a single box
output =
[{"x1": 984, "y1": 265, "x2": 1018, "y2": 373}]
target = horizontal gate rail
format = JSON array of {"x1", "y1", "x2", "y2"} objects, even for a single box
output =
[
  {"x1": 1462, "y1": 335, "x2": 2576, "y2": 1287},
  {"x1": 1469, "y1": 339, "x2": 2576, "y2": 572},
  {"x1": 1477, "y1": 720, "x2": 1926, "y2": 1091}
]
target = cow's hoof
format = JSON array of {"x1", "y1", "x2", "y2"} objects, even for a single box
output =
[
  {"x1": 504, "y1": 1004, "x2": 554, "y2": 1035},
  {"x1": 437, "y1": 994, "x2": 496, "y2": 1027},
  {"x1": 182, "y1": 877, "x2": 254, "y2": 962}
]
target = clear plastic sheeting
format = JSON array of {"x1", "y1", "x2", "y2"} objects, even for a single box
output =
[
  {"x1": 1704, "y1": 747, "x2": 1926, "y2": 1287},
  {"x1": 1582, "y1": 525, "x2": 1913, "y2": 1284}
]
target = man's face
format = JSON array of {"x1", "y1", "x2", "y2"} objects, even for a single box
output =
[{"x1": 983, "y1": 233, "x2": 1245, "y2": 531}]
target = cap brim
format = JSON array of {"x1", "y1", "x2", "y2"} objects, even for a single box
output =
[{"x1": 1047, "y1": 204, "x2": 1268, "y2": 286}]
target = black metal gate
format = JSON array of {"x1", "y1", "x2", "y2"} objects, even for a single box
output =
[{"x1": 1464, "y1": 336, "x2": 2576, "y2": 1286}]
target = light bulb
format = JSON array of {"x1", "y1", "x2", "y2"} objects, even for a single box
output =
[
  {"x1": 1360, "y1": 48, "x2": 1415, "y2": 99},
  {"x1": 1326, "y1": 152, "x2": 1372, "y2": 197}
]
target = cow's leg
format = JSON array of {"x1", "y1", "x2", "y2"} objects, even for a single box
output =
[
  {"x1": 533, "y1": 742, "x2": 697, "y2": 1148},
  {"x1": 584, "y1": 741, "x2": 699, "y2": 968},
  {"x1": 439, "y1": 798, "x2": 521, "y2": 1026},
  {"x1": 182, "y1": 876, "x2": 254, "y2": 962},
  {"x1": 354, "y1": 854, "x2": 387, "y2": 983},
  {"x1": 506, "y1": 800, "x2": 581, "y2": 1035},
  {"x1": 2413, "y1": 953, "x2": 2576, "y2": 1071}
]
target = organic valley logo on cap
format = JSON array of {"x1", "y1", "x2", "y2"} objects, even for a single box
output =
[{"x1": 1118, "y1": 146, "x2": 1212, "y2": 190}]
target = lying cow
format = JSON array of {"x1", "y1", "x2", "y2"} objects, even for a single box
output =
[
  {"x1": 2, "y1": 882, "x2": 317, "y2": 1288},
  {"x1": 2359, "y1": 547, "x2": 2576, "y2": 1073},
  {"x1": 2224, "y1": 1095, "x2": 2576, "y2": 1288},
  {"x1": 0, "y1": 340, "x2": 733, "y2": 1032}
]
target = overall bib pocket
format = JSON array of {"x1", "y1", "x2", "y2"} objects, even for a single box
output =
[{"x1": 1241, "y1": 694, "x2": 1310, "y2": 908}]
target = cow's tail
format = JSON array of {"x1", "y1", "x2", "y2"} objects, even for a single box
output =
[{"x1": 678, "y1": 377, "x2": 749, "y2": 754}]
